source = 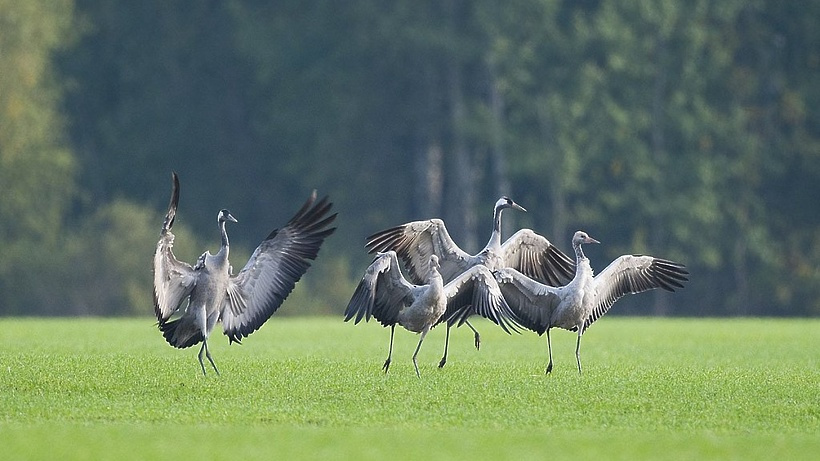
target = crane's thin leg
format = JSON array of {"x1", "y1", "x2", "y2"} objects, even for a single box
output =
[
  {"x1": 197, "y1": 339, "x2": 220, "y2": 376},
  {"x1": 411, "y1": 327, "x2": 430, "y2": 378},
  {"x1": 382, "y1": 325, "x2": 395, "y2": 374},
  {"x1": 464, "y1": 320, "x2": 481, "y2": 350},
  {"x1": 575, "y1": 330, "x2": 583, "y2": 376},
  {"x1": 203, "y1": 339, "x2": 220, "y2": 376},
  {"x1": 438, "y1": 324, "x2": 451, "y2": 368},
  {"x1": 545, "y1": 328, "x2": 554, "y2": 374},
  {"x1": 197, "y1": 342, "x2": 207, "y2": 376}
]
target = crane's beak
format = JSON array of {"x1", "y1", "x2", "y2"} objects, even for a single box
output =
[
  {"x1": 585, "y1": 236, "x2": 600, "y2": 244},
  {"x1": 227, "y1": 213, "x2": 238, "y2": 223},
  {"x1": 511, "y1": 202, "x2": 527, "y2": 213}
]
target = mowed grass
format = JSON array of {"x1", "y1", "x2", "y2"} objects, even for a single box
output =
[{"x1": 0, "y1": 316, "x2": 817, "y2": 460}]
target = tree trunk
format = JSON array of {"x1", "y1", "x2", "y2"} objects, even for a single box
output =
[
  {"x1": 487, "y1": 61, "x2": 513, "y2": 236},
  {"x1": 444, "y1": 0, "x2": 476, "y2": 252},
  {"x1": 448, "y1": 58, "x2": 477, "y2": 252},
  {"x1": 414, "y1": 140, "x2": 443, "y2": 218},
  {"x1": 536, "y1": 102, "x2": 568, "y2": 245},
  {"x1": 651, "y1": 33, "x2": 670, "y2": 316}
]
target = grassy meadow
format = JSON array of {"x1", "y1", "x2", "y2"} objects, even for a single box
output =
[{"x1": 0, "y1": 316, "x2": 817, "y2": 460}]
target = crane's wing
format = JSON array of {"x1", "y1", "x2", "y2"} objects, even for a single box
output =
[
  {"x1": 153, "y1": 171, "x2": 197, "y2": 324},
  {"x1": 500, "y1": 229, "x2": 575, "y2": 286},
  {"x1": 344, "y1": 251, "x2": 416, "y2": 327},
  {"x1": 493, "y1": 268, "x2": 563, "y2": 335},
  {"x1": 221, "y1": 191, "x2": 337, "y2": 343},
  {"x1": 365, "y1": 219, "x2": 472, "y2": 284},
  {"x1": 585, "y1": 255, "x2": 688, "y2": 330},
  {"x1": 441, "y1": 265, "x2": 522, "y2": 334}
]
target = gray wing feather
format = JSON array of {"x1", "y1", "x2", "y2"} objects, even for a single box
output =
[
  {"x1": 344, "y1": 251, "x2": 415, "y2": 327},
  {"x1": 500, "y1": 229, "x2": 575, "y2": 286},
  {"x1": 494, "y1": 268, "x2": 562, "y2": 335},
  {"x1": 221, "y1": 192, "x2": 337, "y2": 343},
  {"x1": 585, "y1": 255, "x2": 688, "y2": 330},
  {"x1": 153, "y1": 172, "x2": 197, "y2": 324},
  {"x1": 365, "y1": 219, "x2": 472, "y2": 284},
  {"x1": 442, "y1": 265, "x2": 523, "y2": 334}
]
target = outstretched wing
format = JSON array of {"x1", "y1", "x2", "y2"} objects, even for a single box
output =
[
  {"x1": 153, "y1": 171, "x2": 197, "y2": 324},
  {"x1": 344, "y1": 251, "x2": 417, "y2": 327},
  {"x1": 586, "y1": 255, "x2": 688, "y2": 330},
  {"x1": 365, "y1": 219, "x2": 473, "y2": 284},
  {"x1": 501, "y1": 229, "x2": 575, "y2": 286},
  {"x1": 221, "y1": 191, "x2": 337, "y2": 343},
  {"x1": 493, "y1": 268, "x2": 563, "y2": 335},
  {"x1": 442, "y1": 265, "x2": 522, "y2": 334}
]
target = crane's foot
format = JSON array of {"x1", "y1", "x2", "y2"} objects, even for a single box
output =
[
  {"x1": 545, "y1": 362, "x2": 553, "y2": 375},
  {"x1": 474, "y1": 332, "x2": 481, "y2": 351},
  {"x1": 438, "y1": 356, "x2": 447, "y2": 368},
  {"x1": 382, "y1": 358, "x2": 392, "y2": 374}
]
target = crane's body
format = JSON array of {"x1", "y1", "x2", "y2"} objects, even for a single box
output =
[
  {"x1": 365, "y1": 196, "x2": 573, "y2": 365},
  {"x1": 345, "y1": 251, "x2": 520, "y2": 377},
  {"x1": 496, "y1": 231, "x2": 688, "y2": 374},
  {"x1": 153, "y1": 172, "x2": 336, "y2": 375}
]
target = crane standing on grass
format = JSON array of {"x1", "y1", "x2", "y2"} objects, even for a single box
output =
[
  {"x1": 345, "y1": 251, "x2": 521, "y2": 377},
  {"x1": 495, "y1": 231, "x2": 689, "y2": 375},
  {"x1": 365, "y1": 196, "x2": 574, "y2": 366},
  {"x1": 152, "y1": 172, "x2": 336, "y2": 375}
]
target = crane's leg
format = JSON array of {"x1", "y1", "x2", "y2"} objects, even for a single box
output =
[
  {"x1": 197, "y1": 342, "x2": 208, "y2": 376},
  {"x1": 545, "y1": 328, "x2": 554, "y2": 374},
  {"x1": 198, "y1": 338, "x2": 220, "y2": 376},
  {"x1": 203, "y1": 338, "x2": 220, "y2": 376},
  {"x1": 411, "y1": 327, "x2": 430, "y2": 378},
  {"x1": 464, "y1": 320, "x2": 481, "y2": 350},
  {"x1": 575, "y1": 330, "x2": 583, "y2": 376},
  {"x1": 382, "y1": 325, "x2": 395, "y2": 374},
  {"x1": 438, "y1": 324, "x2": 451, "y2": 368}
]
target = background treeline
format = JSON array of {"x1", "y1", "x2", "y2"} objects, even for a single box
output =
[{"x1": 1, "y1": 0, "x2": 817, "y2": 317}]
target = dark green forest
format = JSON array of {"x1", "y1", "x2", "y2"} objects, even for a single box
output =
[{"x1": 1, "y1": 0, "x2": 818, "y2": 317}]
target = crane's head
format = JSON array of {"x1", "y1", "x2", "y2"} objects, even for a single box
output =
[
  {"x1": 572, "y1": 230, "x2": 599, "y2": 247},
  {"x1": 217, "y1": 209, "x2": 238, "y2": 224},
  {"x1": 429, "y1": 254, "x2": 440, "y2": 272},
  {"x1": 495, "y1": 196, "x2": 526, "y2": 213}
]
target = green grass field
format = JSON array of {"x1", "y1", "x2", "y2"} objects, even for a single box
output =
[{"x1": 1, "y1": 316, "x2": 817, "y2": 460}]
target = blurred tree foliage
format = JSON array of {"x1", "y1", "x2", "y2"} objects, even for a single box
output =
[
  {"x1": 0, "y1": 0, "x2": 817, "y2": 316},
  {"x1": 0, "y1": 0, "x2": 78, "y2": 314}
]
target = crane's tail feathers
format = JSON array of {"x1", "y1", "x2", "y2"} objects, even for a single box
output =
[{"x1": 159, "y1": 318, "x2": 203, "y2": 349}]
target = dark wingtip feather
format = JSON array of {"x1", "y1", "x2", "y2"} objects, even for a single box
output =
[
  {"x1": 547, "y1": 246, "x2": 576, "y2": 284},
  {"x1": 344, "y1": 276, "x2": 375, "y2": 325},
  {"x1": 161, "y1": 171, "x2": 180, "y2": 234},
  {"x1": 365, "y1": 225, "x2": 406, "y2": 253},
  {"x1": 650, "y1": 259, "x2": 689, "y2": 292}
]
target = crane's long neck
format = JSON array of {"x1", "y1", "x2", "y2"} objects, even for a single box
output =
[
  {"x1": 574, "y1": 241, "x2": 587, "y2": 263},
  {"x1": 488, "y1": 205, "x2": 504, "y2": 247},
  {"x1": 427, "y1": 268, "x2": 444, "y2": 296},
  {"x1": 571, "y1": 241, "x2": 594, "y2": 285},
  {"x1": 218, "y1": 220, "x2": 230, "y2": 256}
]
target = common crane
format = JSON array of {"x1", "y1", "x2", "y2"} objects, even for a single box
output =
[
  {"x1": 344, "y1": 251, "x2": 520, "y2": 377},
  {"x1": 495, "y1": 231, "x2": 688, "y2": 375},
  {"x1": 365, "y1": 196, "x2": 574, "y2": 363},
  {"x1": 153, "y1": 172, "x2": 336, "y2": 375}
]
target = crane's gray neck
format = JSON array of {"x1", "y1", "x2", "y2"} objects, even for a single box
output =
[
  {"x1": 489, "y1": 205, "x2": 504, "y2": 247},
  {"x1": 426, "y1": 261, "x2": 444, "y2": 290},
  {"x1": 574, "y1": 241, "x2": 587, "y2": 263},
  {"x1": 219, "y1": 219, "x2": 230, "y2": 254}
]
